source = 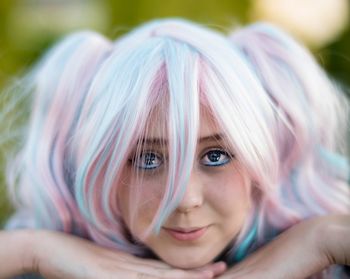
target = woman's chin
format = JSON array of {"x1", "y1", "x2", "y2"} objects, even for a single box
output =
[{"x1": 158, "y1": 252, "x2": 215, "y2": 269}]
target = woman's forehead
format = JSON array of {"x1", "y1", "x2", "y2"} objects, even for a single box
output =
[{"x1": 143, "y1": 107, "x2": 222, "y2": 141}]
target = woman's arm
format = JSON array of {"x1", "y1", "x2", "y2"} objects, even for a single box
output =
[
  {"x1": 217, "y1": 214, "x2": 350, "y2": 279},
  {"x1": 0, "y1": 229, "x2": 226, "y2": 279},
  {"x1": 0, "y1": 230, "x2": 35, "y2": 277}
]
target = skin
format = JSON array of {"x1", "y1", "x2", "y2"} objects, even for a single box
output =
[{"x1": 118, "y1": 109, "x2": 253, "y2": 269}]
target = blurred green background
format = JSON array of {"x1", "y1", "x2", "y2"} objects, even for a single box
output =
[{"x1": 0, "y1": 0, "x2": 349, "y2": 226}]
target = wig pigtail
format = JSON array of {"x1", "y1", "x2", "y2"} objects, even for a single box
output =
[
  {"x1": 6, "y1": 31, "x2": 112, "y2": 236},
  {"x1": 230, "y1": 23, "x2": 350, "y2": 277}
]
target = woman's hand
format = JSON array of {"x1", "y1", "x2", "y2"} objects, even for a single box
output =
[
  {"x1": 216, "y1": 215, "x2": 350, "y2": 279},
  {"x1": 28, "y1": 229, "x2": 226, "y2": 279}
]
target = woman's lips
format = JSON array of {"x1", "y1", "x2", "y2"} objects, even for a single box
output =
[{"x1": 163, "y1": 226, "x2": 208, "y2": 241}]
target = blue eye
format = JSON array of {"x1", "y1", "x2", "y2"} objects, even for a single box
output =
[
  {"x1": 132, "y1": 151, "x2": 163, "y2": 169},
  {"x1": 200, "y1": 149, "x2": 232, "y2": 167}
]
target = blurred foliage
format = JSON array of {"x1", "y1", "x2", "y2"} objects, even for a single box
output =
[
  {"x1": 321, "y1": 26, "x2": 350, "y2": 91},
  {"x1": 0, "y1": 0, "x2": 349, "y2": 225}
]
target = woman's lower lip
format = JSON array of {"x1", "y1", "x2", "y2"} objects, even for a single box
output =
[{"x1": 164, "y1": 227, "x2": 208, "y2": 241}]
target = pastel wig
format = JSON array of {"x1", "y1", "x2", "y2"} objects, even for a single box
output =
[{"x1": 4, "y1": 18, "x2": 350, "y2": 278}]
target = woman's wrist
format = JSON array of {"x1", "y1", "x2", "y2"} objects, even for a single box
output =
[{"x1": 319, "y1": 215, "x2": 350, "y2": 266}]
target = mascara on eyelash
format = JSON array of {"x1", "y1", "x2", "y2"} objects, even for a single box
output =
[
  {"x1": 129, "y1": 151, "x2": 164, "y2": 169},
  {"x1": 200, "y1": 149, "x2": 233, "y2": 167}
]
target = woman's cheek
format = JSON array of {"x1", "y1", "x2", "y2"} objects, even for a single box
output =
[
  {"x1": 117, "y1": 169, "x2": 166, "y2": 233},
  {"x1": 132, "y1": 177, "x2": 167, "y2": 228},
  {"x1": 203, "y1": 167, "x2": 252, "y2": 216}
]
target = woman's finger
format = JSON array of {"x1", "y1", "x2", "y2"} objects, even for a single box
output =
[{"x1": 194, "y1": 261, "x2": 227, "y2": 277}]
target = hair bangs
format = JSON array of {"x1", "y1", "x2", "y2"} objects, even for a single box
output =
[
  {"x1": 122, "y1": 39, "x2": 202, "y2": 238},
  {"x1": 73, "y1": 36, "x2": 202, "y2": 246}
]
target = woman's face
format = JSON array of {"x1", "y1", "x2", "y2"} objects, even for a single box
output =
[{"x1": 118, "y1": 110, "x2": 253, "y2": 269}]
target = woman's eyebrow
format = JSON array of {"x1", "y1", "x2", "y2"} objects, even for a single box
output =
[
  {"x1": 198, "y1": 133, "x2": 225, "y2": 143},
  {"x1": 137, "y1": 133, "x2": 225, "y2": 145}
]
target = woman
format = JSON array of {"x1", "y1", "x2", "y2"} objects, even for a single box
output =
[{"x1": 1, "y1": 18, "x2": 349, "y2": 278}]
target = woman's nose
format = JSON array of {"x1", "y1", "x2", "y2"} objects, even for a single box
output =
[{"x1": 176, "y1": 170, "x2": 204, "y2": 213}]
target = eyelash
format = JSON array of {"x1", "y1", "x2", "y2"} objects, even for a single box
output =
[
  {"x1": 200, "y1": 149, "x2": 233, "y2": 167},
  {"x1": 129, "y1": 151, "x2": 164, "y2": 170},
  {"x1": 129, "y1": 148, "x2": 233, "y2": 170}
]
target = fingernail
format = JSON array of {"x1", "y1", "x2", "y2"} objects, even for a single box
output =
[{"x1": 213, "y1": 261, "x2": 227, "y2": 274}]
